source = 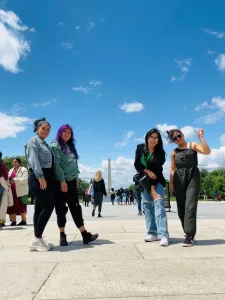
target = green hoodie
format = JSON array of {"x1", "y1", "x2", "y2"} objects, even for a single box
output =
[{"x1": 51, "y1": 141, "x2": 80, "y2": 182}]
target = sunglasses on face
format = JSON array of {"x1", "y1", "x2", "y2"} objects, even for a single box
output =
[{"x1": 172, "y1": 133, "x2": 182, "y2": 142}]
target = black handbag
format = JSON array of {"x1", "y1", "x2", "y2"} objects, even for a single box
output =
[{"x1": 138, "y1": 174, "x2": 151, "y2": 190}]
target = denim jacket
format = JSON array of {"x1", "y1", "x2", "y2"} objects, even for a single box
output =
[{"x1": 25, "y1": 135, "x2": 53, "y2": 179}]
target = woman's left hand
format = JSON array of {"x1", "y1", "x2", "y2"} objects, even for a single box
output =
[{"x1": 197, "y1": 129, "x2": 204, "y2": 139}]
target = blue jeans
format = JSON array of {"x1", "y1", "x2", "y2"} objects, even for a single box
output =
[
  {"x1": 142, "y1": 183, "x2": 169, "y2": 238},
  {"x1": 135, "y1": 189, "x2": 142, "y2": 213}
]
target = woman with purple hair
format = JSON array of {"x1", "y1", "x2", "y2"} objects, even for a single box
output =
[{"x1": 51, "y1": 124, "x2": 98, "y2": 246}]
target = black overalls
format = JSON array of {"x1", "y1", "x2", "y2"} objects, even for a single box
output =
[{"x1": 174, "y1": 143, "x2": 200, "y2": 238}]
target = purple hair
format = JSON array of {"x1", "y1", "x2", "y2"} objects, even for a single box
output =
[{"x1": 56, "y1": 124, "x2": 79, "y2": 159}]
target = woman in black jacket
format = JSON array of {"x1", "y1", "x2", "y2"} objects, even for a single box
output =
[{"x1": 134, "y1": 128, "x2": 169, "y2": 247}]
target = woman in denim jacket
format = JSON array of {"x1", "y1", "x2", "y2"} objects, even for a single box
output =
[
  {"x1": 25, "y1": 118, "x2": 55, "y2": 252},
  {"x1": 134, "y1": 128, "x2": 169, "y2": 247}
]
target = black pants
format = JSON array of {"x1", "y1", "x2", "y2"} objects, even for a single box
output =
[
  {"x1": 174, "y1": 173, "x2": 200, "y2": 238},
  {"x1": 28, "y1": 170, "x2": 55, "y2": 238},
  {"x1": 55, "y1": 179, "x2": 84, "y2": 229}
]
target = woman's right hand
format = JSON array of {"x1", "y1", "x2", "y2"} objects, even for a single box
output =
[
  {"x1": 38, "y1": 178, "x2": 47, "y2": 190},
  {"x1": 144, "y1": 169, "x2": 157, "y2": 180},
  {"x1": 61, "y1": 181, "x2": 68, "y2": 193},
  {"x1": 170, "y1": 184, "x2": 174, "y2": 195}
]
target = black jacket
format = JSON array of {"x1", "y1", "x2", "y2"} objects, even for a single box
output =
[
  {"x1": 134, "y1": 143, "x2": 166, "y2": 187},
  {"x1": 93, "y1": 179, "x2": 107, "y2": 196}
]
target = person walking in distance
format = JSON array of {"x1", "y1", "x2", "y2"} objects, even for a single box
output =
[
  {"x1": 7, "y1": 158, "x2": 29, "y2": 226},
  {"x1": 92, "y1": 170, "x2": 106, "y2": 218},
  {"x1": 134, "y1": 128, "x2": 169, "y2": 247},
  {"x1": 51, "y1": 124, "x2": 98, "y2": 246},
  {"x1": 168, "y1": 128, "x2": 210, "y2": 247},
  {"x1": 110, "y1": 188, "x2": 115, "y2": 205},
  {"x1": 25, "y1": 118, "x2": 55, "y2": 251},
  {"x1": 133, "y1": 172, "x2": 143, "y2": 215}
]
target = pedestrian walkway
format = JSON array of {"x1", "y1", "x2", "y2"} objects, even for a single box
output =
[{"x1": 1, "y1": 205, "x2": 225, "y2": 299}]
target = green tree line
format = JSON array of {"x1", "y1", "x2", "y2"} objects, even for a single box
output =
[{"x1": 2, "y1": 156, "x2": 90, "y2": 199}]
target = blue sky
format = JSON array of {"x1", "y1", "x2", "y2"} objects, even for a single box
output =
[{"x1": 1, "y1": 0, "x2": 225, "y2": 188}]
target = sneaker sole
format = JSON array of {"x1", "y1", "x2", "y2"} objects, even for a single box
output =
[
  {"x1": 160, "y1": 243, "x2": 169, "y2": 247},
  {"x1": 182, "y1": 243, "x2": 194, "y2": 247},
  {"x1": 144, "y1": 239, "x2": 160, "y2": 242}
]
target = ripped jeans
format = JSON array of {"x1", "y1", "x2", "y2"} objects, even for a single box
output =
[{"x1": 142, "y1": 183, "x2": 169, "y2": 238}]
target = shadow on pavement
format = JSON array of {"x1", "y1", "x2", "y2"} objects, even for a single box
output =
[
  {"x1": 169, "y1": 237, "x2": 225, "y2": 246},
  {"x1": 53, "y1": 239, "x2": 114, "y2": 252},
  {"x1": 195, "y1": 239, "x2": 225, "y2": 246}
]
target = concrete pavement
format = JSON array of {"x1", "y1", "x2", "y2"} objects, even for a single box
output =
[{"x1": 1, "y1": 203, "x2": 225, "y2": 300}]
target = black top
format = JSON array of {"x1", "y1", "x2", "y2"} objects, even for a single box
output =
[
  {"x1": 93, "y1": 179, "x2": 107, "y2": 196},
  {"x1": 134, "y1": 143, "x2": 166, "y2": 187}
]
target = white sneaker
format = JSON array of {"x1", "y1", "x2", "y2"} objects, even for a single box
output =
[
  {"x1": 144, "y1": 235, "x2": 160, "y2": 242},
  {"x1": 42, "y1": 238, "x2": 54, "y2": 250},
  {"x1": 28, "y1": 238, "x2": 52, "y2": 252},
  {"x1": 160, "y1": 237, "x2": 169, "y2": 247}
]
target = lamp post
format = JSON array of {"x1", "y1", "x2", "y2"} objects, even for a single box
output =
[{"x1": 108, "y1": 157, "x2": 112, "y2": 194}]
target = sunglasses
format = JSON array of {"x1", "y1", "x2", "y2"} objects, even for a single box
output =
[{"x1": 172, "y1": 133, "x2": 182, "y2": 142}]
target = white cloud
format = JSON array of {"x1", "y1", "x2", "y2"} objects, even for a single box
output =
[
  {"x1": 195, "y1": 96, "x2": 225, "y2": 124},
  {"x1": 120, "y1": 101, "x2": 144, "y2": 113},
  {"x1": 0, "y1": 9, "x2": 31, "y2": 73},
  {"x1": 89, "y1": 80, "x2": 101, "y2": 87},
  {"x1": 72, "y1": 80, "x2": 101, "y2": 94},
  {"x1": 58, "y1": 22, "x2": 64, "y2": 27},
  {"x1": 220, "y1": 134, "x2": 225, "y2": 146},
  {"x1": 76, "y1": 26, "x2": 80, "y2": 30},
  {"x1": 86, "y1": 21, "x2": 95, "y2": 32},
  {"x1": 204, "y1": 29, "x2": 225, "y2": 39},
  {"x1": 0, "y1": 112, "x2": 31, "y2": 139},
  {"x1": 72, "y1": 86, "x2": 91, "y2": 94},
  {"x1": 198, "y1": 146, "x2": 225, "y2": 171},
  {"x1": 61, "y1": 42, "x2": 73, "y2": 50},
  {"x1": 29, "y1": 27, "x2": 35, "y2": 32},
  {"x1": 96, "y1": 93, "x2": 102, "y2": 98},
  {"x1": 115, "y1": 131, "x2": 135, "y2": 148},
  {"x1": 171, "y1": 58, "x2": 192, "y2": 82},
  {"x1": 207, "y1": 50, "x2": 216, "y2": 55},
  {"x1": 195, "y1": 101, "x2": 209, "y2": 111},
  {"x1": 32, "y1": 99, "x2": 57, "y2": 107},
  {"x1": 156, "y1": 123, "x2": 196, "y2": 142},
  {"x1": 215, "y1": 54, "x2": 225, "y2": 72}
]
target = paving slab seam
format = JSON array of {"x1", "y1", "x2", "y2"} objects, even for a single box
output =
[
  {"x1": 33, "y1": 292, "x2": 225, "y2": 300},
  {"x1": 132, "y1": 242, "x2": 145, "y2": 260},
  {"x1": 33, "y1": 262, "x2": 59, "y2": 300}
]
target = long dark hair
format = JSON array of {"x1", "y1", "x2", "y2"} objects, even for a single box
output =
[
  {"x1": 55, "y1": 124, "x2": 79, "y2": 159},
  {"x1": 145, "y1": 128, "x2": 166, "y2": 162}
]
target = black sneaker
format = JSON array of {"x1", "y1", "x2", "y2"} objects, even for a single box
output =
[
  {"x1": 182, "y1": 237, "x2": 194, "y2": 247},
  {"x1": 17, "y1": 220, "x2": 27, "y2": 226},
  {"x1": 60, "y1": 233, "x2": 68, "y2": 246},
  {"x1": 92, "y1": 209, "x2": 95, "y2": 217},
  {"x1": 83, "y1": 232, "x2": 99, "y2": 245},
  {"x1": 98, "y1": 213, "x2": 102, "y2": 218},
  {"x1": 10, "y1": 221, "x2": 17, "y2": 226}
]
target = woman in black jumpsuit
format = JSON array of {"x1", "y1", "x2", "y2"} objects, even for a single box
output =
[{"x1": 168, "y1": 129, "x2": 211, "y2": 247}]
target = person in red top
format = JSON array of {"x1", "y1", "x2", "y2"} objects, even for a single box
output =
[{"x1": 0, "y1": 152, "x2": 8, "y2": 180}]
